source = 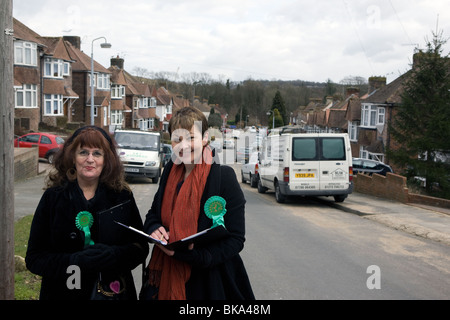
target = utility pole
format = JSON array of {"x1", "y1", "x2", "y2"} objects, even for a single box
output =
[{"x1": 0, "y1": 0, "x2": 15, "y2": 299}]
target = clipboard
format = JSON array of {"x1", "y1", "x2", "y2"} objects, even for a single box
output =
[
  {"x1": 114, "y1": 221, "x2": 229, "y2": 250},
  {"x1": 97, "y1": 200, "x2": 132, "y2": 244}
]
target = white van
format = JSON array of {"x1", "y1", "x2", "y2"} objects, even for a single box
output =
[
  {"x1": 257, "y1": 131, "x2": 353, "y2": 203},
  {"x1": 114, "y1": 130, "x2": 162, "y2": 183}
]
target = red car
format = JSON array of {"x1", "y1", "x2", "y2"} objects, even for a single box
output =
[{"x1": 14, "y1": 132, "x2": 64, "y2": 164}]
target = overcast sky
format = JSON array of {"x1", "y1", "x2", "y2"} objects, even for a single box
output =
[{"x1": 12, "y1": 0, "x2": 450, "y2": 84}]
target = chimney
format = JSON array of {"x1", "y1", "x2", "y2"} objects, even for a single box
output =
[
  {"x1": 345, "y1": 87, "x2": 360, "y2": 98},
  {"x1": 63, "y1": 36, "x2": 81, "y2": 49},
  {"x1": 368, "y1": 76, "x2": 386, "y2": 94},
  {"x1": 111, "y1": 55, "x2": 124, "y2": 69}
]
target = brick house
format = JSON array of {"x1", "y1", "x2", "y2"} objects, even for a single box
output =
[
  {"x1": 65, "y1": 36, "x2": 112, "y2": 131},
  {"x1": 13, "y1": 18, "x2": 42, "y2": 133},
  {"x1": 13, "y1": 19, "x2": 79, "y2": 134}
]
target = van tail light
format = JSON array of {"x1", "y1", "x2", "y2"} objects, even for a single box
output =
[
  {"x1": 283, "y1": 167, "x2": 289, "y2": 182},
  {"x1": 255, "y1": 163, "x2": 259, "y2": 175},
  {"x1": 349, "y1": 166, "x2": 353, "y2": 182}
]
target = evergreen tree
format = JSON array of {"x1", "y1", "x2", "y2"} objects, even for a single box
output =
[
  {"x1": 387, "y1": 31, "x2": 450, "y2": 197},
  {"x1": 268, "y1": 108, "x2": 284, "y2": 129},
  {"x1": 271, "y1": 90, "x2": 286, "y2": 125}
]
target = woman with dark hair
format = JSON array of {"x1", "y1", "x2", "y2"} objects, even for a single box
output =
[
  {"x1": 142, "y1": 107, "x2": 254, "y2": 300},
  {"x1": 26, "y1": 126, "x2": 148, "y2": 300}
]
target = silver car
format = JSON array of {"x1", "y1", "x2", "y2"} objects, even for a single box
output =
[{"x1": 241, "y1": 152, "x2": 259, "y2": 188}]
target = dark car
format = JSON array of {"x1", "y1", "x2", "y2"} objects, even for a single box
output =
[
  {"x1": 14, "y1": 132, "x2": 64, "y2": 164},
  {"x1": 162, "y1": 144, "x2": 172, "y2": 166},
  {"x1": 352, "y1": 158, "x2": 393, "y2": 176}
]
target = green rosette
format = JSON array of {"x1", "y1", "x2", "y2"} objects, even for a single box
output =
[
  {"x1": 204, "y1": 196, "x2": 227, "y2": 229},
  {"x1": 75, "y1": 211, "x2": 95, "y2": 247}
]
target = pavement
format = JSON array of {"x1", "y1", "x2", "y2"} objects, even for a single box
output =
[{"x1": 13, "y1": 162, "x2": 450, "y2": 247}]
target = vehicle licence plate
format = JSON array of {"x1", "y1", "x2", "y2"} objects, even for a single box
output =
[
  {"x1": 124, "y1": 167, "x2": 139, "y2": 173},
  {"x1": 295, "y1": 173, "x2": 315, "y2": 178}
]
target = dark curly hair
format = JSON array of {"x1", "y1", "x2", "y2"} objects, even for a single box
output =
[{"x1": 45, "y1": 126, "x2": 130, "y2": 192}]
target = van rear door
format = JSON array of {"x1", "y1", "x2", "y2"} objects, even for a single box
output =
[
  {"x1": 318, "y1": 136, "x2": 349, "y2": 191},
  {"x1": 290, "y1": 136, "x2": 321, "y2": 191}
]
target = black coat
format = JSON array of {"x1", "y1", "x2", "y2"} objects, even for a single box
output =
[
  {"x1": 144, "y1": 161, "x2": 255, "y2": 300},
  {"x1": 26, "y1": 181, "x2": 149, "y2": 300}
]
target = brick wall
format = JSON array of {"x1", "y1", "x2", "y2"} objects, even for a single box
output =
[
  {"x1": 353, "y1": 172, "x2": 450, "y2": 209},
  {"x1": 14, "y1": 147, "x2": 39, "y2": 182},
  {"x1": 354, "y1": 172, "x2": 409, "y2": 203}
]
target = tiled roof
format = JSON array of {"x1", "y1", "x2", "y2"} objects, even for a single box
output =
[
  {"x1": 65, "y1": 41, "x2": 111, "y2": 73},
  {"x1": 363, "y1": 72, "x2": 410, "y2": 105},
  {"x1": 13, "y1": 18, "x2": 43, "y2": 45},
  {"x1": 40, "y1": 37, "x2": 74, "y2": 61},
  {"x1": 108, "y1": 66, "x2": 127, "y2": 85}
]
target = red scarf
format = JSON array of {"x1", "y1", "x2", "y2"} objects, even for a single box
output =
[{"x1": 147, "y1": 146, "x2": 212, "y2": 300}]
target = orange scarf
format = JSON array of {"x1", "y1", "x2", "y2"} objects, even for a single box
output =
[{"x1": 147, "y1": 146, "x2": 212, "y2": 300}]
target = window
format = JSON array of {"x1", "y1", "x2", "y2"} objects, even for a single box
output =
[
  {"x1": 111, "y1": 85, "x2": 125, "y2": 99},
  {"x1": 44, "y1": 58, "x2": 63, "y2": 78},
  {"x1": 40, "y1": 135, "x2": 52, "y2": 144},
  {"x1": 111, "y1": 110, "x2": 123, "y2": 125},
  {"x1": 15, "y1": 84, "x2": 37, "y2": 108},
  {"x1": 321, "y1": 138, "x2": 345, "y2": 160},
  {"x1": 293, "y1": 138, "x2": 317, "y2": 160},
  {"x1": 63, "y1": 62, "x2": 70, "y2": 76},
  {"x1": 348, "y1": 121, "x2": 359, "y2": 141},
  {"x1": 362, "y1": 105, "x2": 385, "y2": 127},
  {"x1": 14, "y1": 41, "x2": 37, "y2": 66},
  {"x1": 292, "y1": 137, "x2": 345, "y2": 161},
  {"x1": 97, "y1": 74, "x2": 110, "y2": 90},
  {"x1": 44, "y1": 94, "x2": 63, "y2": 115},
  {"x1": 377, "y1": 107, "x2": 385, "y2": 125}
]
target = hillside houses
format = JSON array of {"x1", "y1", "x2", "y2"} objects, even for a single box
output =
[
  {"x1": 12, "y1": 18, "x2": 191, "y2": 135},
  {"x1": 295, "y1": 75, "x2": 413, "y2": 168}
]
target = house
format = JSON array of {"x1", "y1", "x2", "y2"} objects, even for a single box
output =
[
  {"x1": 65, "y1": 36, "x2": 112, "y2": 131},
  {"x1": 155, "y1": 87, "x2": 174, "y2": 132},
  {"x1": 40, "y1": 36, "x2": 79, "y2": 128},
  {"x1": 13, "y1": 18, "x2": 43, "y2": 133},
  {"x1": 13, "y1": 19, "x2": 81, "y2": 134},
  {"x1": 359, "y1": 76, "x2": 404, "y2": 163}
]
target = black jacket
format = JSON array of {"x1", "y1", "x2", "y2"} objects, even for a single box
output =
[
  {"x1": 26, "y1": 181, "x2": 149, "y2": 300},
  {"x1": 144, "y1": 161, "x2": 255, "y2": 300}
]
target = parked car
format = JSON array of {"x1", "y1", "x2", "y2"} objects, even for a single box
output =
[
  {"x1": 14, "y1": 132, "x2": 64, "y2": 164},
  {"x1": 352, "y1": 158, "x2": 393, "y2": 176},
  {"x1": 241, "y1": 152, "x2": 259, "y2": 187},
  {"x1": 162, "y1": 144, "x2": 172, "y2": 166},
  {"x1": 236, "y1": 147, "x2": 251, "y2": 163},
  {"x1": 223, "y1": 139, "x2": 235, "y2": 149}
]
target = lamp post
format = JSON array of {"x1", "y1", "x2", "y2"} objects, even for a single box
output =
[
  {"x1": 90, "y1": 37, "x2": 111, "y2": 125},
  {"x1": 267, "y1": 110, "x2": 275, "y2": 130}
]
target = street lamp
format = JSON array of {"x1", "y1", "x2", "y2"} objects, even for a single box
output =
[
  {"x1": 267, "y1": 110, "x2": 275, "y2": 130},
  {"x1": 90, "y1": 37, "x2": 111, "y2": 125}
]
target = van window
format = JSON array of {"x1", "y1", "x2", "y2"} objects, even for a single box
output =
[
  {"x1": 292, "y1": 138, "x2": 317, "y2": 160},
  {"x1": 321, "y1": 138, "x2": 345, "y2": 160},
  {"x1": 115, "y1": 132, "x2": 159, "y2": 151},
  {"x1": 292, "y1": 137, "x2": 346, "y2": 161}
]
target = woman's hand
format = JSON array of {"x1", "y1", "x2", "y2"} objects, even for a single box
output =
[
  {"x1": 151, "y1": 226, "x2": 194, "y2": 256},
  {"x1": 150, "y1": 226, "x2": 169, "y2": 242}
]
